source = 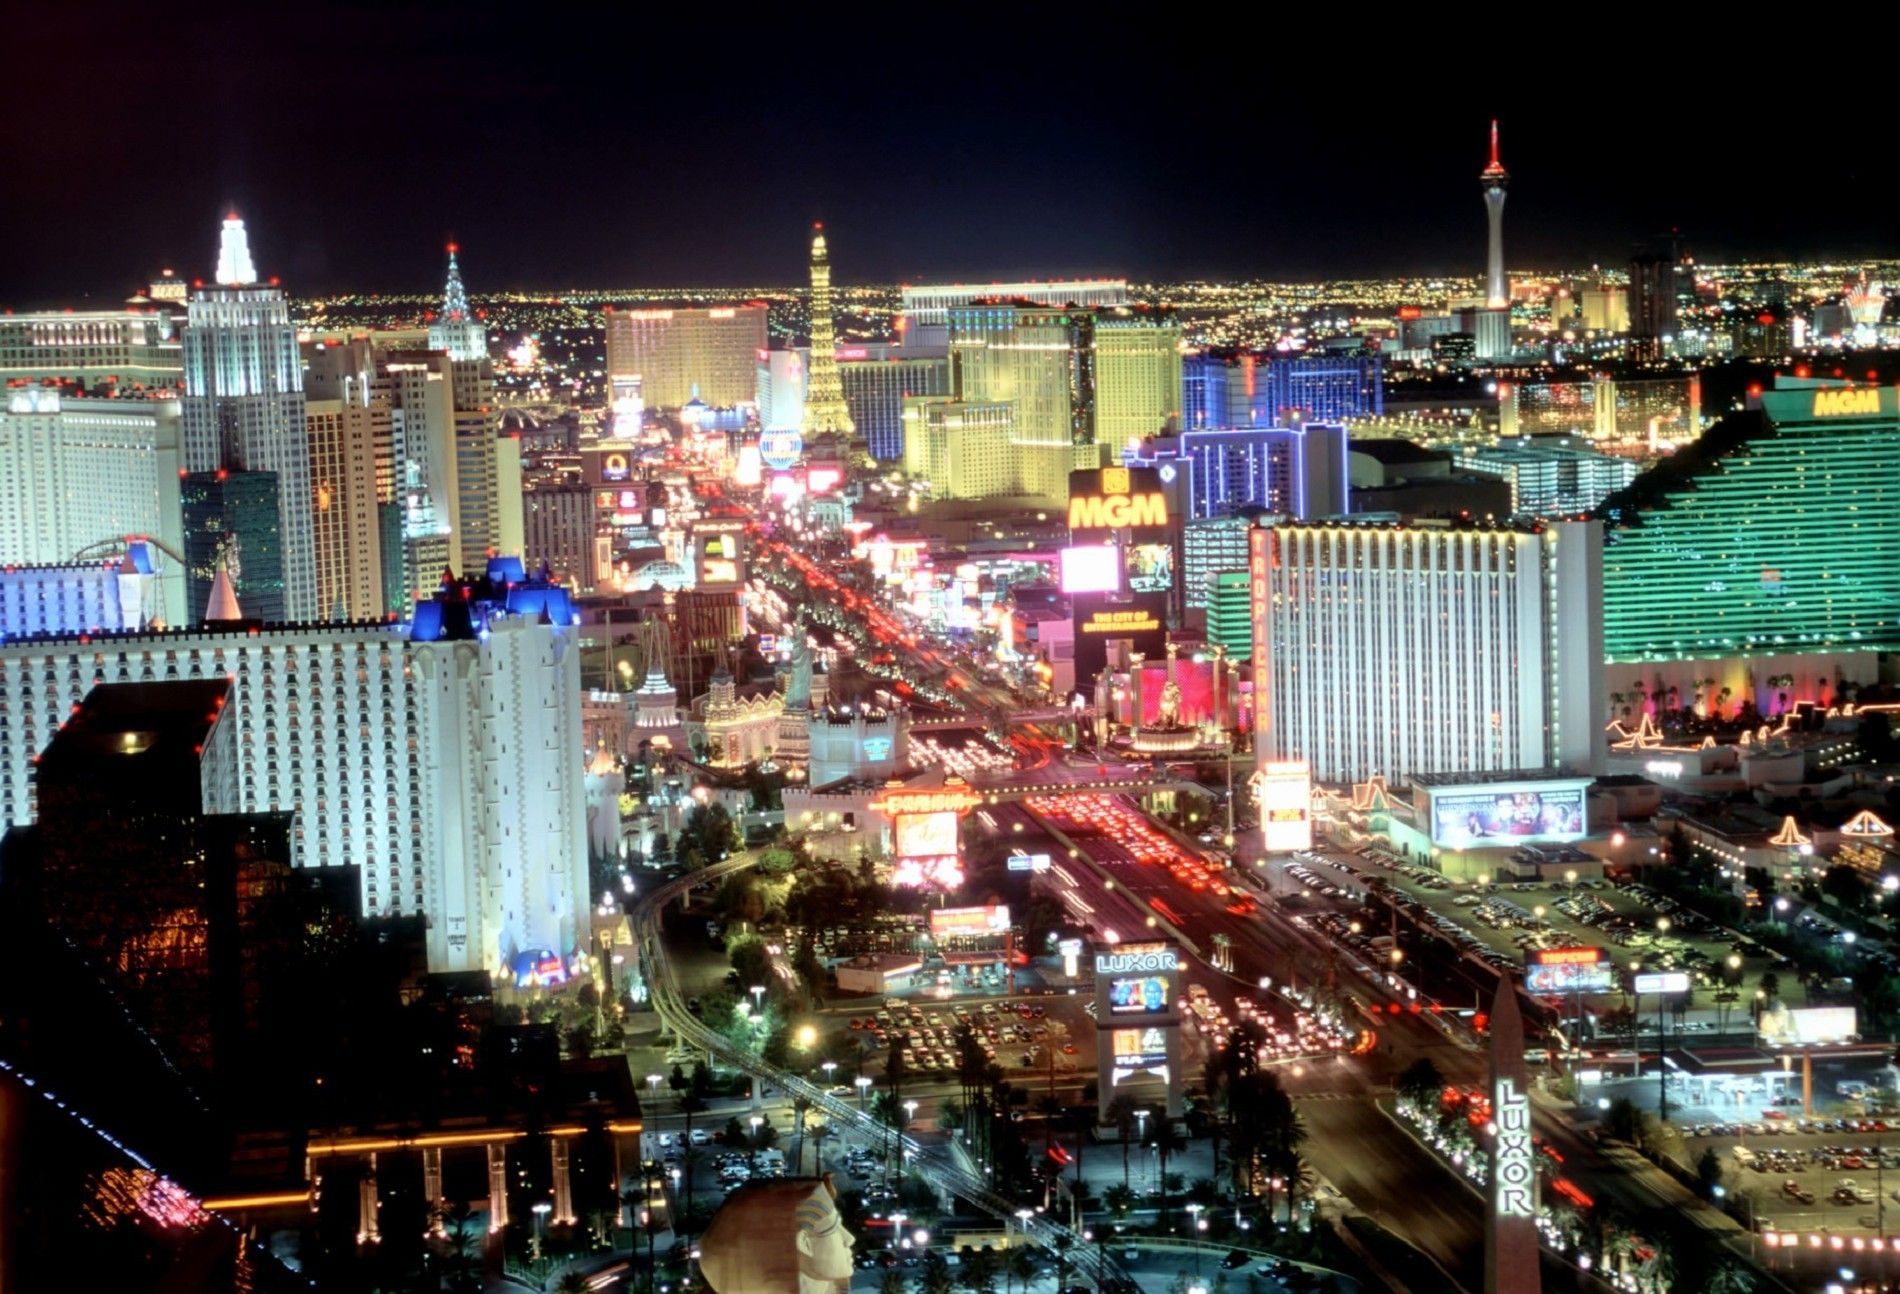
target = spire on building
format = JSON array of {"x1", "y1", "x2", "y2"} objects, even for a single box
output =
[
  {"x1": 1481, "y1": 118, "x2": 1508, "y2": 181},
  {"x1": 428, "y1": 242, "x2": 487, "y2": 362},
  {"x1": 215, "y1": 212, "x2": 258, "y2": 287},
  {"x1": 800, "y1": 223, "x2": 857, "y2": 443},
  {"x1": 441, "y1": 242, "x2": 471, "y2": 322},
  {"x1": 1479, "y1": 120, "x2": 1511, "y2": 312},
  {"x1": 205, "y1": 545, "x2": 244, "y2": 624}
]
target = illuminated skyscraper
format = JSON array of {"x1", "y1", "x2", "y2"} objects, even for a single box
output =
[
  {"x1": 1481, "y1": 119, "x2": 1509, "y2": 309},
  {"x1": 427, "y1": 243, "x2": 487, "y2": 362},
  {"x1": 603, "y1": 304, "x2": 765, "y2": 409},
  {"x1": 1601, "y1": 380, "x2": 1900, "y2": 665},
  {"x1": 801, "y1": 224, "x2": 856, "y2": 443},
  {"x1": 180, "y1": 215, "x2": 317, "y2": 619},
  {"x1": 1251, "y1": 519, "x2": 1604, "y2": 783}
]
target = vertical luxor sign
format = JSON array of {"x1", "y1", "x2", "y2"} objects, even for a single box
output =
[{"x1": 1492, "y1": 1077, "x2": 1534, "y2": 1219}]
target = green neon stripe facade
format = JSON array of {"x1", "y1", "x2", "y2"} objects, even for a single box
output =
[{"x1": 1602, "y1": 383, "x2": 1900, "y2": 663}]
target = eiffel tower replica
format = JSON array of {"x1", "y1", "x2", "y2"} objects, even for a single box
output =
[{"x1": 800, "y1": 223, "x2": 864, "y2": 465}]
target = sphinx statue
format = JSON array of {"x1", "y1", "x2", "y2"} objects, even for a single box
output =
[{"x1": 698, "y1": 1175, "x2": 855, "y2": 1294}]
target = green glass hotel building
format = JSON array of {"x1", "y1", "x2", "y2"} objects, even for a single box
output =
[{"x1": 1602, "y1": 380, "x2": 1900, "y2": 664}]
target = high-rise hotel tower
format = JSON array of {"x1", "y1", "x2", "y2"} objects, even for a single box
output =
[{"x1": 181, "y1": 215, "x2": 317, "y2": 620}]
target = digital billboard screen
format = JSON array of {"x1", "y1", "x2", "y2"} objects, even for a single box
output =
[
  {"x1": 1124, "y1": 542, "x2": 1173, "y2": 594},
  {"x1": 930, "y1": 905, "x2": 1011, "y2": 939},
  {"x1": 1429, "y1": 786, "x2": 1586, "y2": 848},
  {"x1": 1525, "y1": 948, "x2": 1613, "y2": 995},
  {"x1": 895, "y1": 810, "x2": 959, "y2": 860},
  {"x1": 1059, "y1": 545, "x2": 1121, "y2": 595},
  {"x1": 1254, "y1": 760, "x2": 1313, "y2": 853},
  {"x1": 1108, "y1": 976, "x2": 1171, "y2": 1014}
]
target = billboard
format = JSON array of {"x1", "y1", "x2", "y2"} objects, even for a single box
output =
[
  {"x1": 895, "y1": 811, "x2": 959, "y2": 860},
  {"x1": 1069, "y1": 465, "x2": 1173, "y2": 687},
  {"x1": 1124, "y1": 542, "x2": 1174, "y2": 594},
  {"x1": 1525, "y1": 947, "x2": 1613, "y2": 995},
  {"x1": 694, "y1": 525, "x2": 745, "y2": 587},
  {"x1": 1428, "y1": 786, "x2": 1586, "y2": 848},
  {"x1": 1060, "y1": 545, "x2": 1120, "y2": 595},
  {"x1": 1253, "y1": 760, "x2": 1312, "y2": 853},
  {"x1": 1760, "y1": 1005, "x2": 1858, "y2": 1047},
  {"x1": 1109, "y1": 977, "x2": 1171, "y2": 1014},
  {"x1": 930, "y1": 905, "x2": 1012, "y2": 939},
  {"x1": 759, "y1": 428, "x2": 803, "y2": 470},
  {"x1": 1632, "y1": 971, "x2": 1691, "y2": 995},
  {"x1": 1110, "y1": 1027, "x2": 1171, "y2": 1081},
  {"x1": 1007, "y1": 852, "x2": 1052, "y2": 873}
]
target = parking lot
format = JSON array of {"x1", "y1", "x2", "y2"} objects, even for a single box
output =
[
  {"x1": 1679, "y1": 1116, "x2": 1900, "y2": 1234},
  {"x1": 1288, "y1": 842, "x2": 1776, "y2": 1037},
  {"x1": 837, "y1": 995, "x2": 1082, "y2": 1080}
]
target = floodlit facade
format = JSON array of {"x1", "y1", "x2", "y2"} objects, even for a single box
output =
[
  {"x1": 305, "y1": 399, "x2": 387, "y2": 619},
  {"x1": 0, "y1": 388, "x2": 186, "y2": 622},
  {"x1": 1451, "y1": 436, "x2": 1637, "y2": 516},
  {"x1": 0, "y1": 557, "x2": 159, "y2": 636},
  {"x1": 945, "y1": 304, "x2": 1093, "y2": 501},
  {"x1": 603, "y1": 304, "x2": 767, "y2": 409},
  {"x1": 0, "y1": 564, "x2": 591, "y2": 974},
  {"x1": 1251, "y1": 520, "x2": 1605, "y2": 784},
  {"x1": 1128, "y1": 424, "x2": 1348, "y2": 520},
  {"x1": 1184, "y1": 353, "x2": 1384, "y2": 430},
  {"x1": 0, "y1": 310, "x2": 182, "y2": 391},
  {"x1": 838, "y1": 343, "x2": 950, "y2": 462},
  {"x1": 900, "y1": 279, "x2": 1128, "y2": 346},
  {"x1": 1091, "y1": 311, "x2": 1183, "y2": 447},
  {"x1": 901, "y1": 399, "x2": 1018, "y2": 499},
  {"x1": 181, "y1": 216, "x2": 318, "y2": 620},
  {"x1": 1601, "y1": 381, "x2": 1900, "y2": 663}
]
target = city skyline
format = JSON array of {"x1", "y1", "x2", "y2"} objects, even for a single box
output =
[{"x1": 2, "y1": 10, "x2": 1894, "y2": 303}]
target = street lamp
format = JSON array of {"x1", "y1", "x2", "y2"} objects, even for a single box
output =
[
  {"x1": 822, "y1": 1060, "x2": 838, "y2": 1090},
  {"x1": 531, "y1": 1201, "x2": 552, "y2": 1261},
  {"x1": 855, "y1": 1075, "x2": 873, "y2": 1109},
  {"x1": 750, "y1": 985, "x2": 766, "y2": 1013},
  {"x1": 749, "y1": 1115, "x2": 763, "y2": 1172}
]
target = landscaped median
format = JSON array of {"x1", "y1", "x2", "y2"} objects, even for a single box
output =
[{"x1": 1387, "y1": 1084, "x2": 1674, "y2": 1293}]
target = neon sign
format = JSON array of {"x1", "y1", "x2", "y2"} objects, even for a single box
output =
[
  {"x1": 1493, "y1": 1077, "x2": 1534, "y2": 1218},
  {"x1": 1069, "y1": 492, "x2": 1168, "y2": 530},
  {"x1": 1094, "y1": 947, "x2": 1178, "y2": 975},
  {"x1": 1812, "y1": 388, "x2": 1881, "y2": 416}
]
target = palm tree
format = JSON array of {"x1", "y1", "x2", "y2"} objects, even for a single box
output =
[
  {"x1": 1148, "y1": 1113, "x2": 1186, "y2": 1230},
  {"x1": 1705, "y1": 1259, "x2": 1757, "y2": 1294},
  {"x1": 1395, "y1": 1057, "x2": 1444, "y2": 1112},
  {"x1": 437, "y1": 1198, "x2": 483, "y2": 1293},
  {"x1": 914, "y1": 1252, "x2": 956, "y2": 1294},
  {"x1": 1102, "y1": 1182, "x2": 1137, "y2": 1219},
  {"x1": 792, "y1": 1095, "x2": 811, "y2": 1172},
  {"x1": 881, "y1": 1269, "x2": 909, "y2": 1294},
  {"x1": 1280, "y1": 1154, "x2": 1315, "y2": 1225},
  {"x1": 1004, "y1": 1244, "x2": 1037, "y2": 1294},
  {"x1": 1104, "y1": 1093, "x2": 1138, "y2": 1187}
]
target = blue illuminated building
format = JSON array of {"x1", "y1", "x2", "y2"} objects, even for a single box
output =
[
  {"x1": 1126, "y1": 424, "x2": 1348, "y2": 521},
  {"x1": 409, "y1": 555, "x2": 577, "y2": 642},
  {"x1": 1183, "y1": 352, "x2": 1383, "y2": 429}
]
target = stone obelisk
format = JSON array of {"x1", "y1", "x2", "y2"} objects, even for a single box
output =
[{"x1": 1485, "y1": 973, "x2": 1542, "y2": 1294}]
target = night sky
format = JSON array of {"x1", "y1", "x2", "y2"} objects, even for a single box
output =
[{"x1": 1, "y1": 8, "x2": 1887, "y2": 304}]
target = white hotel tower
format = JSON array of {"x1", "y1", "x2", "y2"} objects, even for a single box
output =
[
  {"x1": 180, "y1": 215, "x2": 318, "y2": 619},
  {"x1": 1249, "y1": 519, "x2": 1604, "y2": 785}
]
